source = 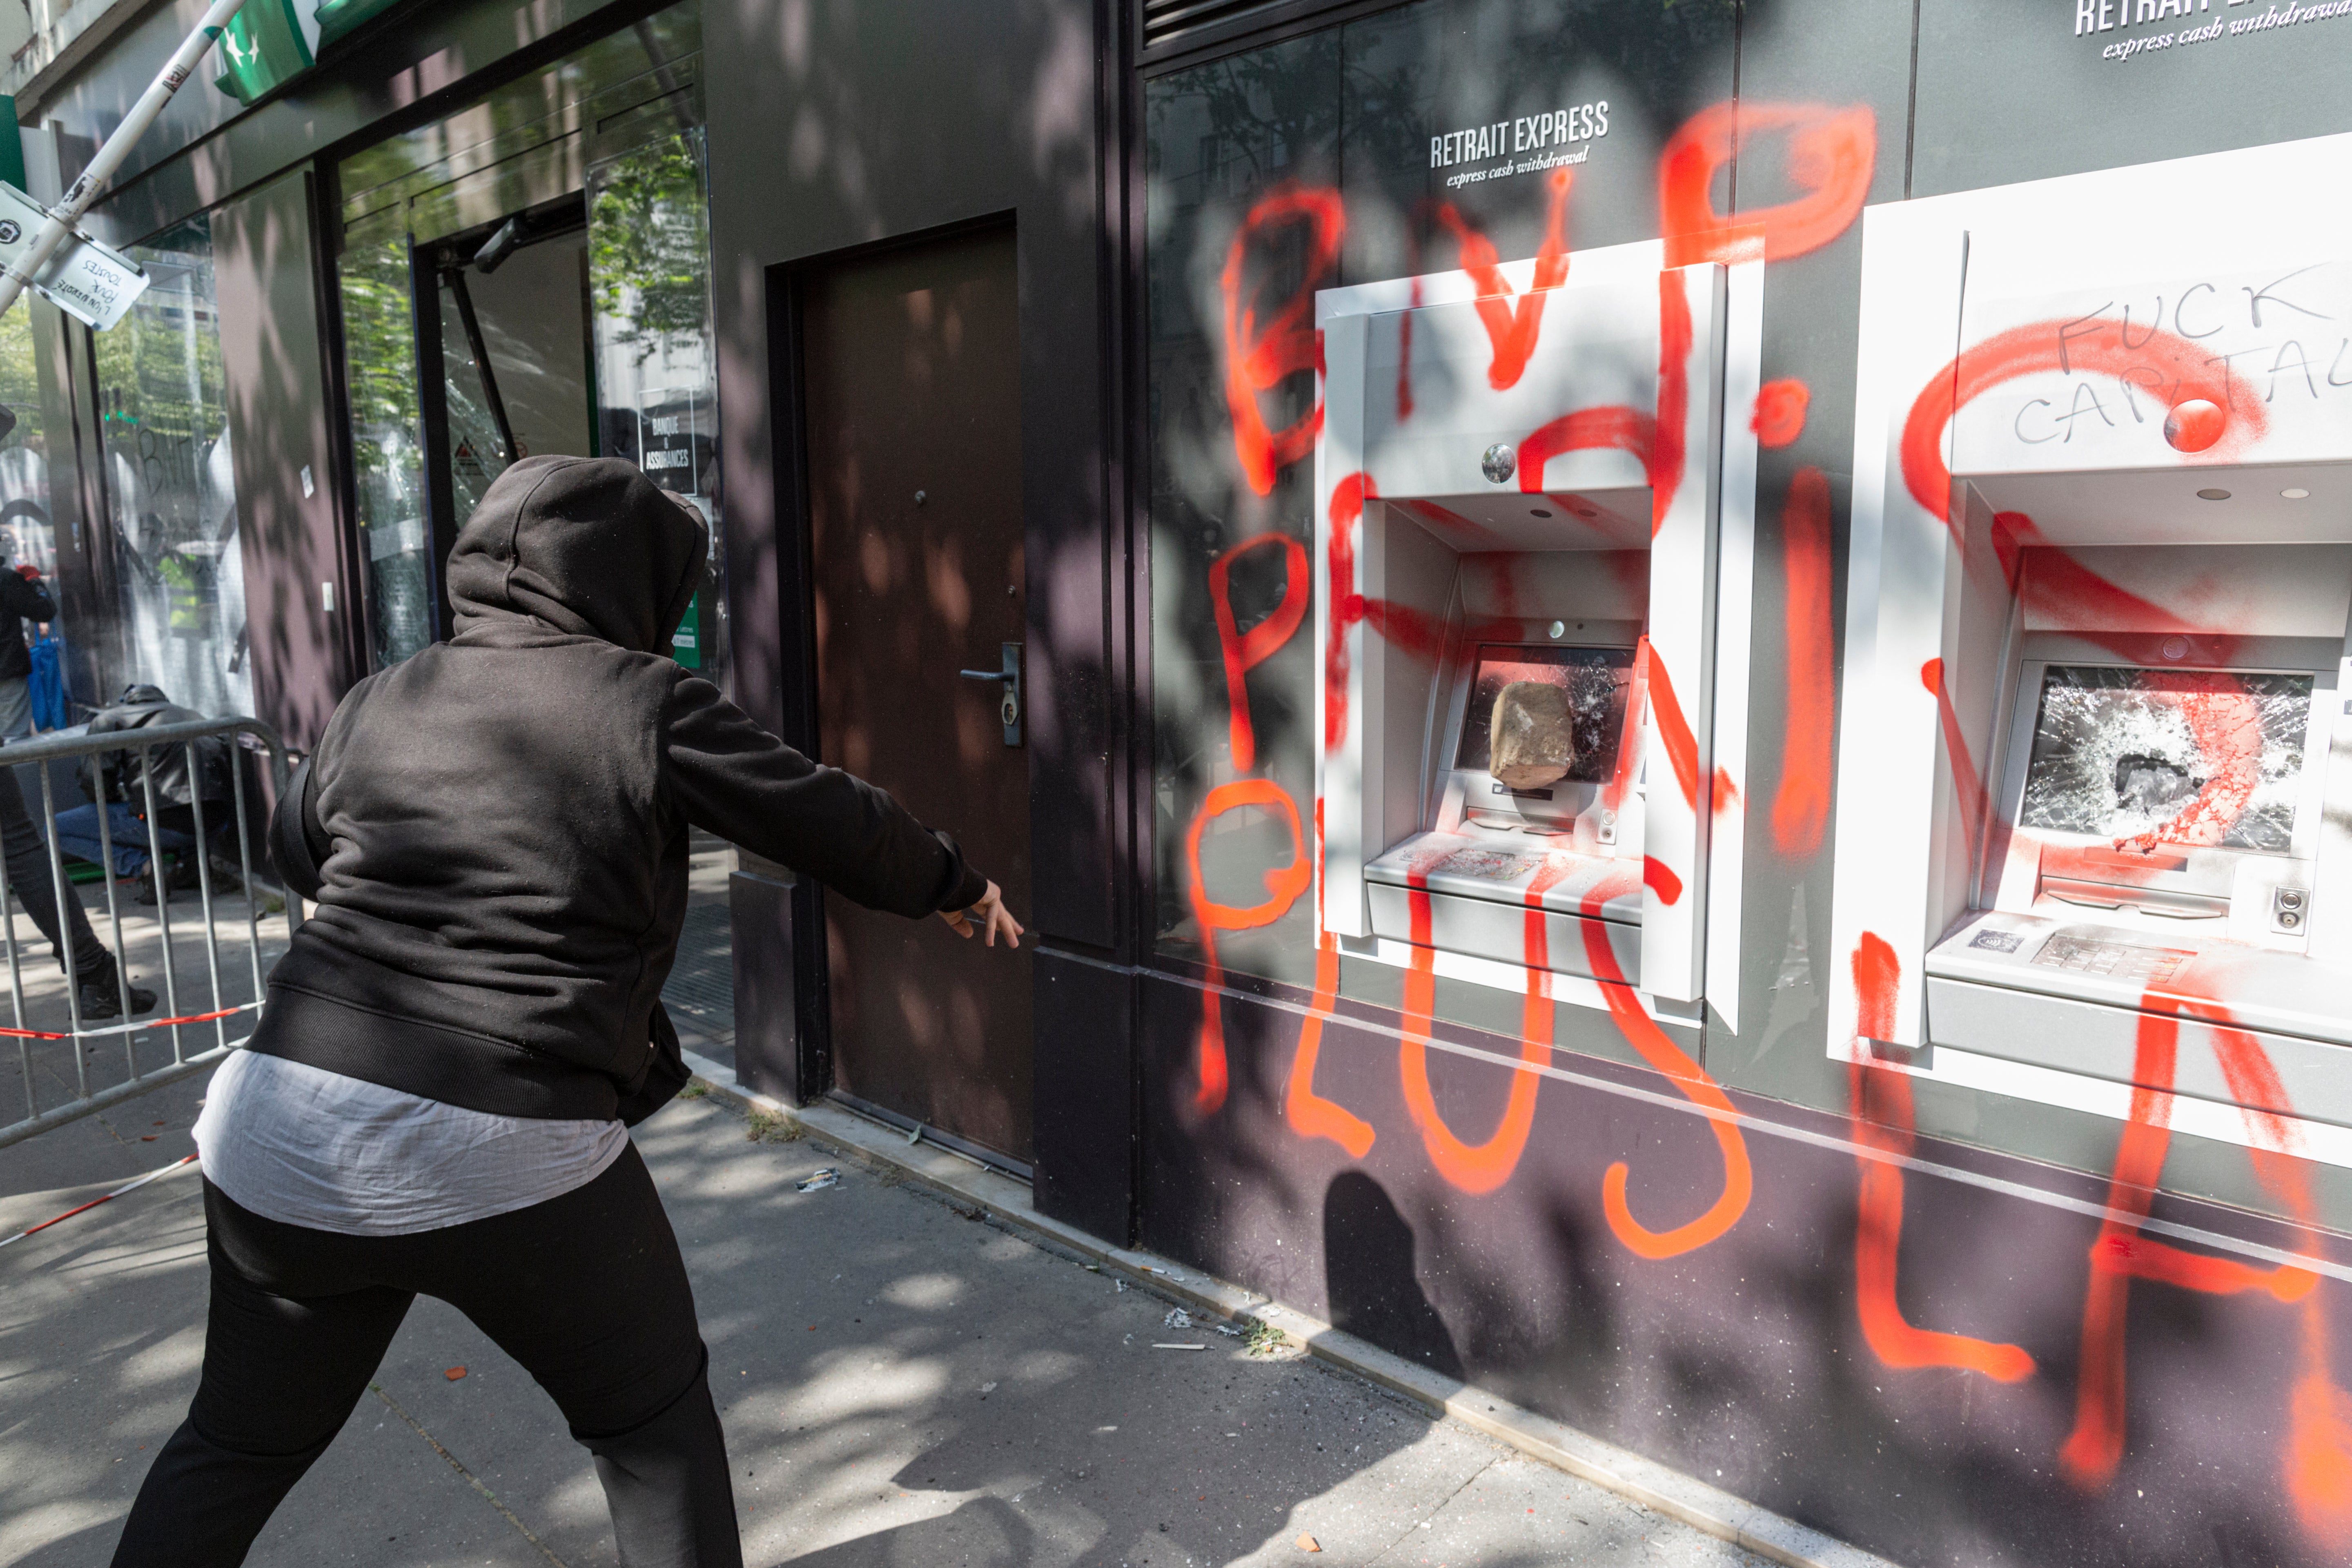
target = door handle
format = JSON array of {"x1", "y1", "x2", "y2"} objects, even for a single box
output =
[{"x1": 958, "y1": 641, "x2": 1022, "y2": 746}]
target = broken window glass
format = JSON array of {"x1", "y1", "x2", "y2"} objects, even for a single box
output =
[
  {"x1": 2018, "y1": 664, "x2": 2310, "y2": 852},
  {"x1": 1455, "y1": 644, "x2": 1635, "y2": 784}
]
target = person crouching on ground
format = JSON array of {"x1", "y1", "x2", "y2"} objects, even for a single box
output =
[{"x1": 112, "y1": 456, "x2": 1021, "y2": 1568}]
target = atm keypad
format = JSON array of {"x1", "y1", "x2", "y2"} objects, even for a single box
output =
[{"x1": 2029, "y1": 933, "x2": 2192, "y2": 984}]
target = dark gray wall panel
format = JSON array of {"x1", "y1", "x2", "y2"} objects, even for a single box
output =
[
  {"x1": 1032, "y1": 949, "x2": 1136, "y2": 1242},
  {"x1": 1699, "y1": 0, "x2": 1915, "y2": 1116},
  {"x1": 212, "y1": 167, "x2": 353, "y2": 746},
  {"x1": 728, "y1": 863, "x2": 803, "y2": 1103},
  {"x1": 1913, "y1": 0, "x2": 2352, "y2": 197}
]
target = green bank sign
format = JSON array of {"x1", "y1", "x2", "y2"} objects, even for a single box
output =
[{"x1": 214, "y1": 0, "x2": 405, "y2": 104}]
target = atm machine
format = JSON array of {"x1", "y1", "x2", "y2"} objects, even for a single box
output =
[
  {"x1": 1829, "y1": 131, "x2": 2352, "y2": 1149},
  {"x1": 1317, "y1": 245, "x2": 1748, "y2": 1010}
]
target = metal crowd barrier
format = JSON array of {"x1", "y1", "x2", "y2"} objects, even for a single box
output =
[{"x1": 0, "y1": 715, "x2": 303, "y2": 1150}]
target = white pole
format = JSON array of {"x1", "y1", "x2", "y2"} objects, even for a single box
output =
[{"x1": 0, "y1": 0, "x2": 248, "y2": 317}]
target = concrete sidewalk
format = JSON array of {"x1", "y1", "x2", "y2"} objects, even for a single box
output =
[{"x1": 0, "y1": 1062, "x2": 1781, "y2": 1568}]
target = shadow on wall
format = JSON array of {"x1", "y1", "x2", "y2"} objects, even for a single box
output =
[{"x1": 1323, "y1": 1169, "x2": 1463, "y2": 1379}]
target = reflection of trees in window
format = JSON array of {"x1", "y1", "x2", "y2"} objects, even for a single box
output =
[
  {"x1": 0, "y1": 301, "x2": 56, "y2": 576},
  {"x1": 588, "y1": 128, "x2": 727, "y2": 677},
  {"x1": 589, "y1": 133, "x2": 710, "y2": 366},
  {"x1": 96, "y1": 219, "x2": 250, "y2": 716},
  {"x1": 339, "y1": 235, "x2": 435, "y2": 668}
]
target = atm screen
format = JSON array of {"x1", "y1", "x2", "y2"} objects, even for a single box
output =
[
  {"x1": 1454, "y1": 644, "x2": 1636, "y2": 784},
  {"x1": 2017, "y1": 664, "x2": 2312, "y2": 851}
]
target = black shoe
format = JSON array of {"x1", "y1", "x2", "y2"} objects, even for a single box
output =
[
  {"x1": 135, "y1": 854, "x2": 205, "y2": 907},
  {"x1": 77, "y1": 965, "x2": 156, "y2": 1021}
]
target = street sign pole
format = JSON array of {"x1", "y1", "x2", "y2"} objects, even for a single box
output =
[{"x1": 0, "y1": 0, "x2": 247, "y2": 319}]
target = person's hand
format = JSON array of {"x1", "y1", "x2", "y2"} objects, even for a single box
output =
[{"x1": 940, "y1": 880, "x2": 1024, "y2": 948}]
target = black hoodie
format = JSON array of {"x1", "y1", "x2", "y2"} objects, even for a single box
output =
[{"x1": 252, "y1": 456, "x2": 986, "y2": 1124}]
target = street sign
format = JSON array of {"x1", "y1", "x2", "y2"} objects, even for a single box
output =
[{"x1": 0, "y1": 182, "x2": 148, "y2": 330}]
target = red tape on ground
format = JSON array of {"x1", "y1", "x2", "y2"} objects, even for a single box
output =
[{"x1": 0, "y1": 1001, "x2": 257, "y2": 1041}]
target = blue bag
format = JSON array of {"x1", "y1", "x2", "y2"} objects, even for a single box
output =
[{"x1": 27, "y1": 630, "x2": 68, "y2": 732}]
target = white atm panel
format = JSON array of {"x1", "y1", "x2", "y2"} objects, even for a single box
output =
[
  {"x1": 1830, "y1": 129, "x2": 2352, "y2": 1166},
  {"x1": 1317, "y1": 250, "x2": 1735, "y2": 1009}
]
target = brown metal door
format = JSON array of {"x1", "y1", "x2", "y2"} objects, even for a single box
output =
[{"x1": 802, "y1": 224, "x2": 1032, "y2": 1163}]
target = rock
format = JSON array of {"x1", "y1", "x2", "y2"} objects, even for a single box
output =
[{"x1": 1490, "y1": 680, "x2": 1576, "y2": 790}]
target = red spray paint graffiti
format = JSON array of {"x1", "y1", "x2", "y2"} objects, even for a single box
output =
[
  {"x1": 2110, "y1": 674, "x2": 2265, "y2": 853},
  {"x1": 1209, "y1": 532, "x2": 1311, "y2": 772},
  {"x1": 1650, "y1": 271, "x2": 1693, "y2": 537},
  {"x1": 1644, "y1": 636, "x2": 1704, "y2": 811},
  {"x1": 1220, "y1": 185, "x2": 1345, "y2": 496},
  {"x1": 1588, "y1": 874, "x2": 1752, "y2": 1258},
  {"x1": 1432, "y1": 169, "x2": 1576, "y2": 391},
  {"x1": 2057, "y1": 991, "x2": 2352, "y2": 1546},
  {"x1": 1185, "y1": 780, "x2": 1313, "y2": 1113},
  {"x1": 1660, "y1": 102, "x2": 1877, "y2": 268},
  {"x1": 1847, "y1": 932, "x2": 2037, "y2": 1382},
  {"x1": 1288, "y1": 802, "x2": 1377, "y2": 1158},
  {"x1": 1285, "y1": 929, "x2": 1376, "y2": 1158},
  {"x1": 1770, "y1": 465, "x2": 1835, "y2": 856},
  {"x1": 1900, "y1": 319, "x2": 2270, "y2": 535},
  {"x1": 1751, "y1": 378, "x2": 1812, "y2": 449},
  {"x1": 1919, "y1": 658, "x2": 1988, "y2": 861},
  {"x1": 1324, "y1": 472, "x2": 1374, "y2": 752},
  {"x1": 1518, "y1": 405, "x2": 1657, "y2": 495},
  {"x1": 1396, "y1": 860, "x2": 1559, "y2": 1195},
  {"x1": 1510, "y1": 274, "x2": 1688, "y2": 539}
]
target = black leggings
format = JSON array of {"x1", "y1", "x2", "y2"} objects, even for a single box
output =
[
  {"x1": 0, "y1": 760, "x2": 107, "y2": 976},
  {"x1": 112, "y1": 1144, "x2": 740, "y2": 1568}
]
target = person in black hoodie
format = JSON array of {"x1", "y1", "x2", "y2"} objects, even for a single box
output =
[{"x1": 113, "y1": 457, "x2": 1020, "y2": 1568}]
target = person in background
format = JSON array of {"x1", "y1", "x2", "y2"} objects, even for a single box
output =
[
  {"x1": 0, "y1": 555, "x2": 57, "y2": 741},
  {"x1": 0, "y1": 758, "x2": 155, "y2": 1020},
  {"x1": 52, "y1": 683, "x2": 238, "y2": 903}
]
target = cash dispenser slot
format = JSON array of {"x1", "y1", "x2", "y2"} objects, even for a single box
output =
[{"x1": 1318, "y1": 259, "x2": 1726, "y2": 1000}]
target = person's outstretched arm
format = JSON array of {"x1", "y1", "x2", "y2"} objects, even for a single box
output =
[{"x1": 660, "y1": 675, "x2": 1021, "y2": 944}]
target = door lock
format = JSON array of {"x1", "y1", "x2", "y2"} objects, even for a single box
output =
[{"x1": 959, "y1": 641, "x2": 1023, "y2": 746}]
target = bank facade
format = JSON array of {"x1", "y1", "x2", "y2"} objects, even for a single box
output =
[{"x1": 17, "y1": 2, "x2": 2352, "y2": 1563}]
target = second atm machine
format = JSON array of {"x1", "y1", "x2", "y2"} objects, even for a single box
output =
[
  {"x1": 1830, "y1": 130, "x2": 2352, "y2": 1147},
  {"x1": 1317, "y1": 245, "x2": 1741, "y2": 1008}
]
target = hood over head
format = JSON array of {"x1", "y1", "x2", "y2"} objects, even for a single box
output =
[{"x1": 446, "y1": 455, "x2": 708, "y2": 656}]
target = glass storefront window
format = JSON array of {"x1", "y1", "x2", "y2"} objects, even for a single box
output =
[
  {"x1": 0, "y1": 303, "x2": 59, "y2": 580},
  {"x1": 94, "y1": 218, "x2": 252, "y2": 719},
  {"x1": 337, "y1": 234, "x2": 433, "y2": 668},
  {"x1": 1147, "y1": 34, "x2": 1341, "y2": 984},
  {"x1": 434, "y1": 268, "x2": 518, "y2": 523},
  {"x1": 588, "y1": 126, "x2": 726, "y2": 675}
]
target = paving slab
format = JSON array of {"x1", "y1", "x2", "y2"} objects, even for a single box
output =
[{"x1": 2, "y1": 1062, "x2": 1779, "y2": 1568}]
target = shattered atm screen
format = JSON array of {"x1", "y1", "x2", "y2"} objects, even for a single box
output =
[
  {"x1": 2018, "y1": 665, "x2": 2312, "y2": 851},
  {"x1": 1454, "y1": 645, "x2": 1635, "y2": 784}
]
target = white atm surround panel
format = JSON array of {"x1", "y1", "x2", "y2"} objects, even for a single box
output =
[
  {"x1": 1828, "y1": 128, "x2": 2352, "y2": 1165},
  {"x1": 1316, "y1": 239, "x2": 1762, "y2": 1015}
]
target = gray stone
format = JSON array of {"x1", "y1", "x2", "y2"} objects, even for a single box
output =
[{"x1": 1491, "y1": 679, "x2": 1577, "y2": 790}]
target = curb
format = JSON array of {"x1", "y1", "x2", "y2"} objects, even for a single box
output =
[{"x1": 677, "y1": 1049, "x2": 1903, "y2": 1568}]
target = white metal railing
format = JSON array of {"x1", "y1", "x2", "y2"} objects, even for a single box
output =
[{"x1": 0, "y1": 714, "x2": 301, "y2": 1149}]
